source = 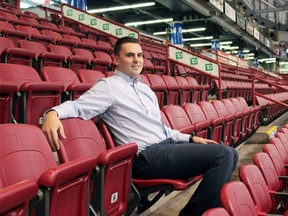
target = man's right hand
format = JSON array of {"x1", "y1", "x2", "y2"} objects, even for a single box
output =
[{"x1": 41, "y1": 110, "x2": 66, "y2": 151}]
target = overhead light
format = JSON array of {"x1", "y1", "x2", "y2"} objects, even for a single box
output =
[
  {"x1": 220, "y1": 41, "x2": 233, "y2": 45},
  {"x1": 190, "y1": 43, "x2": 211, "y2": 47},
  {"x1": 153, "y1": 31, "x2": 168, "y2": 35},
  {"x1": 258, "y1": 58, "x2": 276, "y2": 62},
  {"x1": 153, "y1": 27, "x2": 205, "y2": 35},
  {"x1": 245, "y1": 53, "x2": 255, "y2": 56},
  {"x1": 221, "y1": 46, "x2": 239, "y2": 50},
  {"x1": 125, "y1": 18, "x2": 173, "y2": 26},
  {"x1": 182, "y1": 27, "x2": 205, "y2": 33},
  {"x1": 265, "y1": 60, "x2": 276, "y2": 64},
  {"x1": 183, "y1": 36, "x2": 213, "y2": 41},
  {"x1": 279, "y1": 62, "x2": 288, "y2": 65},
  {"x1": 244, "y1": 57, "x2": 255, "y2": 60},
  {"x1": 87, "y1": 2, "x2": 155, "y2": 13}
]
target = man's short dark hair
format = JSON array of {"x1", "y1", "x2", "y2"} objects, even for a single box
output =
[{"x1": 114, "y1": 36, "x2": 140, "y2": 56}]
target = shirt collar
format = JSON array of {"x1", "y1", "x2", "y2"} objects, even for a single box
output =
[{"x1": 114, "y1": 70, "x2": 141, "y2": 83}]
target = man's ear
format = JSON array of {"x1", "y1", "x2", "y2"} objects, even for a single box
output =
[{"x1": 112, "y1": 55, "x2": 119, "y2": 66}]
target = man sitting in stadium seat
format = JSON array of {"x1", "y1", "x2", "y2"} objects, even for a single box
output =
[{"x1": 42, "y1": 36, "x2": 238, "y2": 216}]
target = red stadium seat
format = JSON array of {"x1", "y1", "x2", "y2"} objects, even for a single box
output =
[
  {"x1": 198, "y1": 101, "x2": 225, "y2": 144},
  {"x1": 0, "y1": 123, "x2": 97, "y2": 216},
  {"x1": 59, "y1": 118, "x2": 138, "y2": 216},
  {"x1": 48, "y1": 44, "x2": 89, "y2": 72},
  {"x1": 0, "y1": 21, "x2": 29, "y2": 46},
  {"x1": 41, "y1": 66, "x2": 92, "y2": 100},
  {"x1": 162, "y1": 105, "x2": 195, "y2": 134},
  {"x1": 162, "y1": 75, "x2": 181, "y2": 105},
  {"x1": 202, "y1": 208, "x2": 230, "y2": 216},
  {"x1": 146, "y1": 74, "x2": 167, "y2": 108},
  {"x1": 18, "y1": 40, "x2": 65, "y2": 73},
  {"x1": 41, "y1": 29, "x2": 77, "y2": 48},
  {"x1": 182, "y1": 103, "x2": 211, "y2": 139},
  {"x1": 239, "y1": 164, "x2": 287, "y2": 214},
  {"x1": 0, "y1": 37, "x2": 35, "y2": 66},
  {"x1": 175, "y1": 76, "x2": 192, "y2": 104},
  {"x1": 186, "y1": 77, "x2": 209, "y2": 103},
  {"x1": 211, "y1": 100, "x2": 235, "y2": 146},
  {"x1": 93, "y1": 51, "x2": 113, "y2": 73},
  {"x1": 0, "y1": 63, "x2": 64, "y2": 127},
  {"x1": 15, "y1": 25, "x2": 53, "y2": 48},
  {"x1": 220, "y1": 181, "x2": 259, "y2": 216}
]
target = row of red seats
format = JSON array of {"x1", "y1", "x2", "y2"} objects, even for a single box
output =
[
  {"x1": 0, "y1": 63, "x2": 210, "y2": 127},
  {"x1": 161, "y1": 97, "x2": 260, "y2": 147},
  {"x1": 0, "y1": 38, "x2": 114, "y2": 73},
  {"x1": 256, "y1": 92, "x2": 288, "y2": 124},
  {"x1": 203, "y1": 126, "x2": 288, "y2": 215},
  {"x1": 213, "y1": 79, "x2": 276, "y2": 102}
]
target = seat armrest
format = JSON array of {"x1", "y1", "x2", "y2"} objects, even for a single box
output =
[
  {"x1": 210, "y1": 116, "x2": 225, "y2": 126},
  {"x1": 194, "y1": 120, "x2": 211, "y2": 131},
  {"x1": 38, "y1": 156, "x2": 97, "y2": 187},
  {"x1": 179, "y1": 125, "x2": 195, "y2": 134},
  {"x1": 97, "y1": 143, "x2": 138, "y2": 165},
  {"x1": 0, "y1": 179, "x2": 38, "y2": 214},
  {"x1": 20, "y1": 82, "x2": 65, "y2": 92}
]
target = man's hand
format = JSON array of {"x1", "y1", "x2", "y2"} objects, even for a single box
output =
[
  {"x1": 192, "y1": 136, "x2": 218, "y2": 144},
  {"x1": 41, "y1": 110, "x2": 66, "y2": 151}
]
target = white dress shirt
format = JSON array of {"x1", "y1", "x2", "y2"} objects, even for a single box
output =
[{"x1": 53, "y1": 70, "x2": 190, "y2": 153}]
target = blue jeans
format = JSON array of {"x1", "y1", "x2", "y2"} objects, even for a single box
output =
[{"x1": 132, "y1": 139, "x2": 238, "y2": 215}]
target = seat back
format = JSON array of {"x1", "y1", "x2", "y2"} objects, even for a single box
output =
[
  {"x1": 60, "y1": 118, "x2": 137, "y2": 216},
  {"x1": 221, "y1": 99, "x2": 242, "y2": 144},
  {"x1": 175, "y1": 76, "x2": 191, "y2": 104},
  {"x1": 211, "y1": 100, "x2": 234, "y2": 145},
  {"x1": 269, "y1": 136, "x2": 288, "y2": 164},
  {"x1": 146, "y1": 74, "x2": 167, "y2": 108},
  {"x1": 77, "y1": 69, "x2": 105, "y2": 84},
  {"x1": 162, "y1": 104, "x2": 194, "y2": 134},
  {"x1": 0, "y1": 123, "x2": 96, "y2": 216},
  {"x1": 162, "y1": 75, "x2": 180, "y2": 105},
  {"x1": 42, "y1": 66, "x2": 91, "y2": 100},
  {"x1": 73, "y1": 48, "x2": 95, "y2": 62},
  {"x1": 198, "y1": 101, "x2": 224, "y2": 143},
  {"x1": 239, "y1": 165, "x2": 273, "y2": 213},
  {"x1": 49, "y1": 44, "x2": 72, "y2": 58},
  {"x1": 220, "y1": 181, "x2": 258, "y2": 216},
  {"x1": 262, "y1": 144, "x2": 286, "y2": 176},
  {"x1": 252, "y1": 152, "x2": 283, "y2": 193},
  {"x1": 182, "y1": 103, "x2": 210, "y2": 138},
  {"x1": 93, "y1": 51, "x2": 112, "y2": 73}
]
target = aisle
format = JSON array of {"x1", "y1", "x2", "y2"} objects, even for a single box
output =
[{"x1": 141, "y1": 111, "x2": 288, "y2": 216}]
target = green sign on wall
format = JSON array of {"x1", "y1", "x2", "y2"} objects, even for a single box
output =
[
  {"x1": 103, "y1": 23, "x2": 110, "y2": 30},
  {"x1": 67, "y1": 9, "x2": 73, "y2": 16},
  {"x1": 190, "y1": 57, "x2": 198, "y2": 65},
  {"x1": 90, "y1": 18, "x2": 97, "y2": 25},
  {"x1": 116, "y1": 28, "x2": 122, "y2": 35},
  {"x1": 78, "y1": 14, "x2": 85, "y2": 21},
  {"x1": 176, "y1": 52, "x2": 183, "y2": 59},
  {"x1": 205, "y1": 63, "x2": 213, "y2": 71}
]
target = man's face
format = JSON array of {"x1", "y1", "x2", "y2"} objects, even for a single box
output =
[{"x1": 114, "y1": 42, "x2": 144, "y2": 78}]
